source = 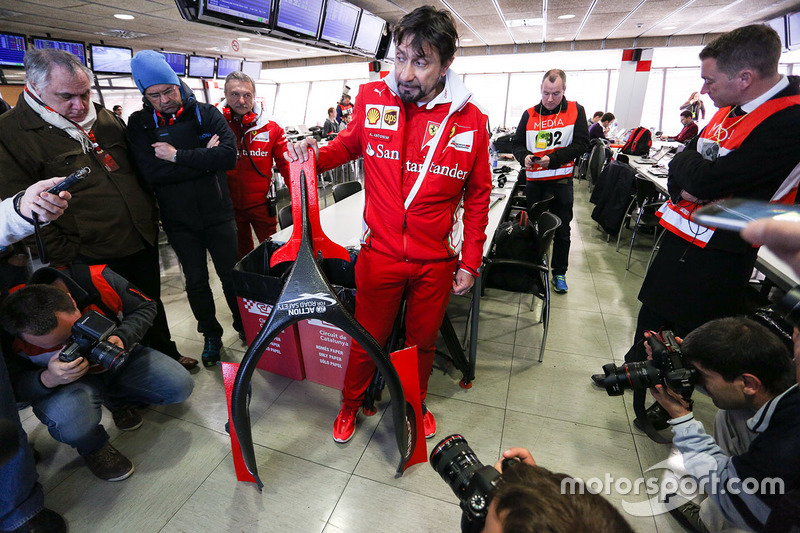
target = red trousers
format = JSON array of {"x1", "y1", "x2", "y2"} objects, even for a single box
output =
[
  {"x1": 342, "y1": 247, "x2": 457, "y2": 408},
  {"x1": 234, "y1": 204, "x2": 277, "y2": 259}
]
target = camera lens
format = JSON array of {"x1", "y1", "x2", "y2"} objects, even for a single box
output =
[
  {"x1": 602, "y1": 362, "x2": 661, "y2": 396},
  {"x1": 91, "y1": 341, "x2": 130, "y2": 373},
  {"x1": 430, "y1": 435, "x2": 485, "y2": 498}
]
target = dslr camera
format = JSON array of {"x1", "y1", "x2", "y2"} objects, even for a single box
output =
[
  {"x1": 599, "y1": 330, "x2": 697, "y2": 398},
  {"x1": 59, "y1": 311, "x2": 130, "y2": 373},
  {"x1": 431, "y1": 434, "x2": 516, "y2": 533}
]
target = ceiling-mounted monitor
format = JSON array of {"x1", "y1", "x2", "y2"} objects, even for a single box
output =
[
  {"x1": 32, "y1": 37, "x2": 87, "y2": 66},
  {"x1": 320, "y1": 0, "x2": 360, "y2": 47},
  {"x1": 201, "y1": 0, "x2": 272, "y2": 28},
  {"x1": 0, "y1": 32, "x2": 26, "y2": 68},
  {"x1": 789, "y1": 12, "x2": 800, "y2": 50},
  {"x1": 242, "y1": 60, "x2": 261, "y2": 79},
  {"x1": 353, "y1": 10, "x2": 385, "y2": 57},
  {"x1": 159, "y1": 52, "x2": 186, "y2": 75},
  {"x1": 217, "y1": 57, "x2": 243, "y2": 78},
  {"x1": 188, "y1": 55, "x2": 216, "y2": 78},
  {"x1": 384, "y1": 36, "x2": 396, "y2": 62},
  {"x1": 89, "y1": 44, "x2": 132, "y2": 75},
  {"x1": 274, "y1": 0, "x2": 325, "y2": 39}
]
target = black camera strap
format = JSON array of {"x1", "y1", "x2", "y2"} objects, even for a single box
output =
[{"x1": 633, "y1": 388, "x2": 671, "y2": 444}]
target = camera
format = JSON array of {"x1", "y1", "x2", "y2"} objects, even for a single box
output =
[
  {"x1": 599, "y1": 330, "x2": 697, "y2": 398},
  {"x1": 59, "y1": 311, "x2": 130, "y2": 373},
  {"x1": 430, "y1": 434, "x2": 504, "y2": 533}
]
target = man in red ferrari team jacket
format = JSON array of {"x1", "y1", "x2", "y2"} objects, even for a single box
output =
[
  {"x1": 287, "y1": 6, "x2": 491, "y2": 444},
  {"x1": 218, "y1": 71, "x2": 290, "y2": 258}
]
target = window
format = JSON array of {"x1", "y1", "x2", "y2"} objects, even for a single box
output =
[
  {"x1": 305, "y1": 80, "x2": 344, "y2": 126},
  {"x1": 506, "y1": 73, "x2": 544, "y2": 129},
  {"x1": 463, "y1": 73, "x2": 508, "y2": 130},
  {"x1": 274, "y1": 82, "x2": 310, "y2": 127}
]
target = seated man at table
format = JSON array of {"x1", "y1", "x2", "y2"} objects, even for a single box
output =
[
  {"x1": 589, "y1": 112, "x2": 614, "y2": 140},
  {"x1": 659, "y1": 110, "x2": 699, "y2": 143}
]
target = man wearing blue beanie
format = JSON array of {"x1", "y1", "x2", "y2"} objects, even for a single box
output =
[{"x1": 127, "y1": 50, "x2": 244, "y2": 368}]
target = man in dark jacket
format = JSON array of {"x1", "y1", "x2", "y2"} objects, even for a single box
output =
[
  {"x1": 0, "y1": 266, "x2": 194, "y2": 483},
  {"x1": 0, "y1": 48, "x2": 191, "y2": 369},
  {"x1": 127, "y1": 50, "x2": 243, "y2": 368},
  {"x1": 511, "y1": 69, "x2": 590, "y2": 294}
]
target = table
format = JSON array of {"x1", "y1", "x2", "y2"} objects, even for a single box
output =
[
  {"x1": 624, "y1": 156, "x2": 800, "y2": 290},
  {"x1": 272, "y1": 172, "x2": 515, "y2": 385}
]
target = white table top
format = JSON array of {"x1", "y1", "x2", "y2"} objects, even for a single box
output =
[
  {"x1": 624, "y1": 155, "x2": 800, "y2": 288},
  {"x1": 272, "y1": 175, "x2": 514, "y2": 258}
]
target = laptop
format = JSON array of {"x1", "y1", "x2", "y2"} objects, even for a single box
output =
[{"x1": 638, "y1": 147, "x2": 670, "y2": 165}]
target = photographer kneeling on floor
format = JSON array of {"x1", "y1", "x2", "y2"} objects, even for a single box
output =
[
  {"x1": 647, "y1": 317, "x2": 799, "y2": 532},
  {"x1": 0, "y1": 272, "x2": 194, "y2": 483}
]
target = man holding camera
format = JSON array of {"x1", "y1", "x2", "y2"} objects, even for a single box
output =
[
  {"x1": 218, "y1": 71, "x2": 290, "y2": 259},
  {"x1": 1, "y1": 178, "x2": 70, "y2": 533},
  {"x1": 511, "y1": 69, "x2": 589, "y2": 294},
  {"x1": 0, "y1": 267, "x2": 194, "y2": 483},
  {"x1": 647, "y1": 317, "x2": 799, "y2": 532}
]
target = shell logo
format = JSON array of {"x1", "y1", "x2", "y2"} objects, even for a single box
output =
[{"x1": 367, "y1": 107, "x2": 381, "y2": 125}]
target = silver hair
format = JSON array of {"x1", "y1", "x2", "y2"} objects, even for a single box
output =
[
  {"x1": 224, "y1": 71, "x2": 256, "y2": 94},
  {"x1": 24, "y1": 48, "x2": 93, "y2": 91}
]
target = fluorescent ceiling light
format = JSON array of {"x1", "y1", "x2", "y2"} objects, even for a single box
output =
[
  {"x1": 507, "y1": 18, "x2": 543, "y2": 27},
  {"x1": 557, "y1": 14, "x2": 575, "y2": 19},
  {"x1": 113, "y1": 14, "x2": 134, "y2": 20},
  {"x1": 461, "y1": 38, "x2": 473, "y2": 42},
  {"x1": 663, "y1": 25, "x2": 677, "y2": 30},
  {"x1": 238, "y1": 37, "x2": 251, "y2": 41}
]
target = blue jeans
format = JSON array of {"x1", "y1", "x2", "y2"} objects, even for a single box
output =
[
  {"x1": 166, "y1": 220, "x2": 242, "y2": 338},
  {"x1": 0, "y1": 355, "x2": 44, "y2": 531},
  {"x1": 24, "y1": 346, "x2": 194, "y2": 456}
]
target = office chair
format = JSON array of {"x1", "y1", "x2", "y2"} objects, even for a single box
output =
[
  {"x1": 482, "y1": 211, "x2": 561, "y2": 362},
  {"x1": 332, "y1": 181, "x2": 362, "y2": 203},
  {"x1": 585, "y1": 140, "x2": 607, "y2": 191},
  {"x1": 615, "y1": 177, "x2": 665, "y2": 270}
]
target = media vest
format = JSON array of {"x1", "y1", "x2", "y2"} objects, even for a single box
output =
[
  {"x1": 524, "y1": 101, "x2": 580, "y2": 181},
  {"x1": 658, "y1": 93, "x2": 800, "y2": 248}
]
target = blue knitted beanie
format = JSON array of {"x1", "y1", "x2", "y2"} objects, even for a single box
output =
[{"x1": 130, "y1": 50, "x2": 180, "y2": 93}]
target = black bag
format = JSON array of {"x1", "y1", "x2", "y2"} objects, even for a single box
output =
[
  {"x1": 621, "y1": 127, "x2": 652, "y2": 156},
  {"x1": 486, "y1": 211, "x2": 541, "y2": 293}
]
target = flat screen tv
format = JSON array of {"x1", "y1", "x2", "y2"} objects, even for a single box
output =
[
  {"x1": 274, "y1": 0, "x2": 325, "y2": 39},
  {"x1": 188, "y1": 55, "x2": 216, "y2": 78},
  {"x1": 160, "y1": 52, "x2": 186, "y2": 75},
  {"x1": 217, "y1": 57, "x2": 243, "y2": 78},
  {"x1": 89, "y1": 44, "x2": 133, "y2": 75},
  {"x1": 203, "y1": 0, "x2": 272, "y2": 26},
  {"x1": 32, "y1": 37, "x2": 87, "y2": 66},
  {"x1": 0, "y1": 32, "x2": 26, "y2": 68},
  {"x1": 789, "y1": 12, "x2": 800, "y2": 49},
  {"x1": 320, "y1": 0, "x2": 360, "y2": 47},
  {"x1": 242, "y1": 60, "x2": 261, "y2": 79},
  {"x1": 384, "y1": 37, "x2": 396, "y2": 62},
  {"x1": 353, "y1": 11, "x2": 385, "y2": 56}
]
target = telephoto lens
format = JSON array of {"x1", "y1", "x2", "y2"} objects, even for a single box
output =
[{"x1": 430, "y1": 435, "x2": 502, "y2": 533}]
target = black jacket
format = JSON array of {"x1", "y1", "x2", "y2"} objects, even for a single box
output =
[
  {"x1": 590, "y1": 160, "x2": 636, "y2": 235},
  {"x1": 127, "y1": 82, "x2": 237, "y2": 232}
]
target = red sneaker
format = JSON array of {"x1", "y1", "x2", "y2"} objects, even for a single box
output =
[
  {"x1": 423, "y1": 408, "x2": 436, "y2": 439},
  {"x1": 333, "y1": 404, "x2": 360, "y2": 443}
]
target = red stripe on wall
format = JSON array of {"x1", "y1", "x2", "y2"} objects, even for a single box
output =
[
  {"x1": 636, "y1": 60, "x2": 652, "y2": 72},
  {"x1": 622, "y1": 49, "x2": 634, "y2": 61}
]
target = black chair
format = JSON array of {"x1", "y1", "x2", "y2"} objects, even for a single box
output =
[
  {"x1": 528, "y1": 193, "x2": 554, "y2": 223},
  {"x1": 615, "y1": 177, "x2": 665, "y2": 270},
  {"x1": 278, "y1": 205, "x2": 293, "y2": 229},
  {"x1": 585, "y1": 140, "x2": 607, "y2": 191},
  {"x1": 482, "y1": 211, "x2": 561, "y2": 362},
  {"x1": 332, "y1": 181, "x2": 362, "y2": 203}
]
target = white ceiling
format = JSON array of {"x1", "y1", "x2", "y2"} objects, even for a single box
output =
[{"x1": 0, "y1": 0, "x2": 797, "y2": 66}]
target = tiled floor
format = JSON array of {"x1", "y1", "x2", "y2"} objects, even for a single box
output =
[{"x1": 19, "y1": 183, "x2": 717, "y2": 532}]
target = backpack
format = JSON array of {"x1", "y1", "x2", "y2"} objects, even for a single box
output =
[
  {"x1": 621, "y1": 127, "x2": 652, "y2": 156},
  {"x1": 486, "y1": 211, "x2": 542, "y2": 293}
]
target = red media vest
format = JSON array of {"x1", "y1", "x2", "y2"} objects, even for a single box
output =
[{"x1": 524, "y1": 101, "x2": 580, "y2": 181}]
